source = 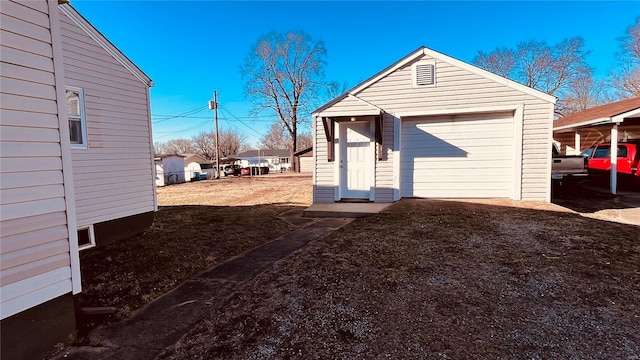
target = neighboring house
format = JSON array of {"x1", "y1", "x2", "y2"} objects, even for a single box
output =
[
  {"x1": 154, "y1": 154, "x2": 186, "y2": 186},
  {"x1": 553, "y1": 97, "x2": 640, "y2": 194},
  {"x1": 312, "y1": 46, "x2": 556, "y2": 203},
  {"x1": 0, "y1": 1, "x2": 155, "y2": 359},
  {"x1": 294, "y1": 147, "x2": 313, "y2": 173},
  {"x1": 235, "y1": 149, "x2": 291, "y2": 171}
]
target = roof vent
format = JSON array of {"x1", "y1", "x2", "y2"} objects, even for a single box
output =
[{"x1": 416, "y1": 64, "x2": 435, "y2": 86}]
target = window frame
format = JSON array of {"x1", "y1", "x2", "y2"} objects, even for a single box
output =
[
  {"x1": 77, "y1": 225, "x2": 96, "y2": 251},
  {"x1": 66, "y1": 86, "x2": 88, "y2": 149}
]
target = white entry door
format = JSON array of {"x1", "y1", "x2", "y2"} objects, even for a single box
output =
[{"x1": 340, "y1": 121, "x2": 373, "y2": 199}]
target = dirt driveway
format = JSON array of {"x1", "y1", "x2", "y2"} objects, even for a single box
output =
[{"x1": 159, "y1": 199, "x2": 639, "y2": 359}]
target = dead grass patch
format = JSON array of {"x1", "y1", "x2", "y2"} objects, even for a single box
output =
[
  {"x1": 160, "y1": 199, "x2": 640, "y2": 359},
  {"x1": 75, "y1": 173, "x2": 312, "y2": 341}
]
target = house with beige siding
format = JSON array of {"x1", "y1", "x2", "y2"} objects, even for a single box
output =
[
  {"x1": 0, "y1": 1, "x2": 155, "y2": 359},
  {"x1": 312, "y1": 47, "x2": 556, "y2": 203},
  {"x1": 59, "y1": 3, "x2": 156, "y2": 247}
]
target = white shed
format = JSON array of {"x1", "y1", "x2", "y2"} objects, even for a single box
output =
[
  {"x1": 184, "y1": 161, "x2": 203, "y2": 181},
  {"x1": 155, "y1": 155, "x2": 186, "y2": 185}
]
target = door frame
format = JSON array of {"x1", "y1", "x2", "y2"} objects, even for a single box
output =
[{"x1": 334, "y1": 120, "x2": 375, "y2": 201}]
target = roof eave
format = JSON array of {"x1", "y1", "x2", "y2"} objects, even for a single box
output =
[
  {"x1": 611, "y1": 107, "x2": 640, "y2": 122},
  {"x1": 312, "y1": 46, "x2": 427, "y2": 116},
  {"x1": 553, "y1": 117, "x2": 612, "y2": 132},
  {"x1": 420, "y1": 47, "x2": 557, "y2": 104},
  {"x1": 59, "y1": 3, "x2": 153, "y2": 87}
]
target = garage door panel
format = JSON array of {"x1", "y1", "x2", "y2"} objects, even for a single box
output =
[
  {"x1": 404, "y1": 126, "x2": 512, "y2": 137},
  {"x1": 402, "y1": 146, "x2": 513, "y2": 158},
  {"x1": 401, "y1": 112, "x2": 514, "y2": 199}
]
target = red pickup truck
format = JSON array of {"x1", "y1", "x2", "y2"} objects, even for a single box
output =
[{"x1": 580, "y1": 141, "x2": 640, "y2": 180}]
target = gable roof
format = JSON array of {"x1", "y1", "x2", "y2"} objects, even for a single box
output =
[
  {"x1": 59, "y1": 4, "x2": 153, "y2": 87},
  {"x1": 313, "y1": 46, "x2": 556, "y2": 115},
  {"x1": 553, "y1": 97, "x2": 640, "y2": 131},
  {"x1": 236, "y1": 149, "x2": 291, "y2": 158},
  {"x1": 184, "y1": 153, "x2": 213, "y2": 164},
  {"x1": 155, "y1": 154, "x2": 186, "y2": 160}
]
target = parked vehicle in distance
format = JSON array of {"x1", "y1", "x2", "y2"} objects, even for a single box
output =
[
  {"x1": 581, "y1": 141, "x2": 640, "y2": 180},
  {"x1": 551, "y1": 143, "x2": 588, "y2": 181},
  {"x1": 223, "y1": 164, "x2": 242, "y2": 176},
  {"x1": 240, "y1": 166, "x2": 270, "y2": 176}
]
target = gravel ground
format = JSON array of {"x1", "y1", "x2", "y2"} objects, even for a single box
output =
[{"x1": 158, "y1": 199, "x2": 640, "y2": 360}]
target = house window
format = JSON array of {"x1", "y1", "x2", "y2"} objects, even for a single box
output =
[
  {"x1": 77, "y1": 225, "x2": 95, "y2": 250},
  {"x1": 412, "y1": 60, "x2": 436, "y2": 87},
  {"x1": 66, "y1": 87, "x2": 87, "y2": 149}
]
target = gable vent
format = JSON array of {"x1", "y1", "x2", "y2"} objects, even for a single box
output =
[{"x1": 416, "y1": 64, "x2": 435, "y2": 86}]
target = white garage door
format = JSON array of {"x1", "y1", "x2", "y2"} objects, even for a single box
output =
[{"x1": 401, "y1": 112, "x2": 515, "y2": 198}]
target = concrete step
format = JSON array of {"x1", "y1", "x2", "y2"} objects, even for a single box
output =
[{"x1": 304, "y1": 202, "x2": 392, "y2": 218}]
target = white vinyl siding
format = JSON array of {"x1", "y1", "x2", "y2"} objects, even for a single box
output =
[
  {"x1": 314, "y1": 52, "x2": 553, "y2": 202},
  {"x1": 314, "y1": 116, "x2": 335, "y2": 202},
  {"x1": 1, "y1": 0, "x2": 75, "y2": 319},
  {"x1": 401, "y1": 113, "x2": 514, "y2": 198},
  {"x1": 59, "y1": 9, "x2": 155, "y2": 227},
  {"x1": 375, "y1": 113, "x2": 395, "y2": 202}
]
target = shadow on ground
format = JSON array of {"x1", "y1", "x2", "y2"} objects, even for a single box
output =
[{"x1": 552, "y1": 177, "x2": 639, "y2": 213}]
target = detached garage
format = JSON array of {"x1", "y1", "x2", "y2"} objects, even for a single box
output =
[{"x1": 312, "y1": 46, "x2": 556, "y2": 203}]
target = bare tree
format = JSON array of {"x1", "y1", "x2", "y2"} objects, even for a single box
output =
[
  {"x1": 611, "y1": 17, "x2": 640, "y2": 98},
  {"x1": 163, "y1": 139, "x2": 195, "y2": 155},
  {"x1": 153, "y1": 141, "x2": 166, "y2": 156},
  {"x1": 324, "y1": 80, "x2": 350, "y2": 101},
  {"x1": 241, "y1": 31, "x2": 327, "y2": 169},
  {"x1": 218, "y1": 129, "x2": 247, "y2": 157},
  {"x1": 261, "y1": 122, "x2": 313, "y2": 151},
  {"x1": 296, "y1": 131, "x2": 313, "y2": 150},
  {"x1": 261, "y1": 122, "x2": 289, "y2": 150},
  {"x1": 474, "y1": 40, "x2": 589, "y2": 86},
  {"x1": 473, "y1": 47, "x2": 515, "y2": 78},
  {"x1": 474, "y1": 38, "x2": 592, "y2": 116},
  {"x1": 191, "y1": 132, "x2": 216, "y2": 159},
  {"x1": 556, "y1": 74, "x2": 608, "y2": 116}
]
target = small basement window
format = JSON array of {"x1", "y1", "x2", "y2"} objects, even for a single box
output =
[
  {"x1": 412, "y1": 60, "x2": 436, "y2": 87},
  {"x1": 78, "y1": 225, "x2": 95, "y2": 250}
]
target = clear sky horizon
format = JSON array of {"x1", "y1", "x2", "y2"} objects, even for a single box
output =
[{"x1": 71, "y1": 0, "x2": 639, "y2": 148}]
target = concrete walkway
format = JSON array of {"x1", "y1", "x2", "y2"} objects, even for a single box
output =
[{"x1": 54, "y1": 213, "x2": 354, "y2": 360}]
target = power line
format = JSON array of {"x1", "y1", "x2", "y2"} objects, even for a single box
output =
[
  {"x1": 153, "y1": 115, "x2": 276, "y2": 122},
  {"x1": 153, "y1": 119, "x2": 211, "y2": 139},
  {"x1": 152, "y1": 105, "x2": 208, "y2": 123},
  {"x1": 218, "y1": 105, "x2": 264, "y2": 137}
]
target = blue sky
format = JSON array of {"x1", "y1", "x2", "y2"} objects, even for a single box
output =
[{"x1": 71, "y1": 1, "x2": 639, "y2": 147}]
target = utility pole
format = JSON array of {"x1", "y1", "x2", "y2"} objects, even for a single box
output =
[{"x1": 209, "y1": 90, "x2": 221, "y2": 179}]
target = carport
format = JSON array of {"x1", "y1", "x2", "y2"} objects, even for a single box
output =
[{"x1": 553, "y1": 97, "x2": 640, "y2": 194}]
